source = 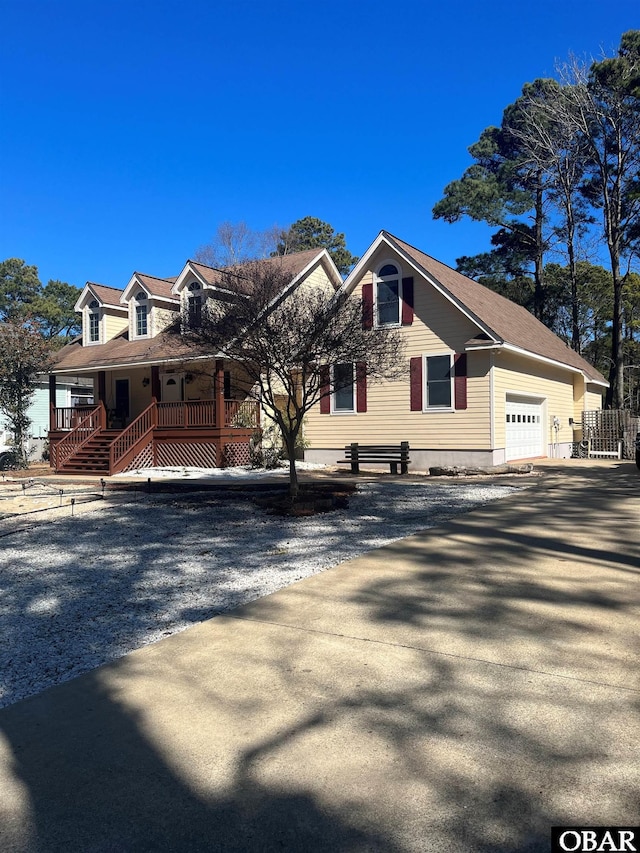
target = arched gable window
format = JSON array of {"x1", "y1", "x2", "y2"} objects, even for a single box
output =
[
  {"x1": 88, "y1": 300, "x2": 100, "y2": 343},
  {"x1": 375, "y1": 263, "x2": 401, "y2": 326},
  {"x1": 134, "y1": 291, "x2": 149, "y2": 337},
  {"x1": 187, "y1": 282, "x2": 202, "y2": 328}
]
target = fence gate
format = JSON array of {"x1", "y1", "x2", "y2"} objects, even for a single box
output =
[{"x1": 581, "y1": 410, "x2": 640, "y2": 460}]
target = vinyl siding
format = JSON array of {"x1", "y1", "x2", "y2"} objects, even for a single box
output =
[
  {"x1": 304, "y1": 246, "x2": 492, "y2": 451},
  {"x1": 584, "y1": 386, "x2": 604, "y2": 412},
  {"x1": 104, "y1": 309, "x2": 128, "y2": 343},
  {"x1": 82, "y1": 305, "x2": 126, "y2": 345},
  {"x1": 152, "y1": 305, "x2": 178, "y2": 334},
  {"x1": 127, "y1": 302, "x2": 178, "y2": 339},
  {"x1": 492, "y1": 351, "x2": 575, "y2": 451},
  {"x1": 295, "y1": 262, "x2": 336, "y2": 297}
]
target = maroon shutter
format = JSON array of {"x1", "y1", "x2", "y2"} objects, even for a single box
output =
[
  {"x1": 410, "y1": 356, "x2": 423, "y2": 411},
  {"x1": 401, "y1": 277, "x2": 414, "y2": 325},
  {"x1": 362, "y1": 283, "x2": 373, "y2": 329},
  {"x1": 320, "y1": 365, "x2": 331, "y2": 414},
  {"x1": 454, "y1": 353, "x2": 467, "y2": 410},
  {"x1": 356, "y1": 362, "x2": 367, "y2": 412}
]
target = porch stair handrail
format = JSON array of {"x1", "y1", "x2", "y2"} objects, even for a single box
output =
[
  {"x1": 52, "y1": 403, "x2": 106, "y2": 470},
  {"x1": 109, "y1": 400, "x2": 157, "y2": 475}
]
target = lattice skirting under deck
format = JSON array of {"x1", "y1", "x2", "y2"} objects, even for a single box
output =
[
  {"x1": 222, "y1": 442, "x2": 251, "y2": 467},
  {"x1": 156, "y1": 442, "x2": 218, "y2": 468},
  {"x1": 123, "y1": 441, "x2": 154, "y2": 472}
]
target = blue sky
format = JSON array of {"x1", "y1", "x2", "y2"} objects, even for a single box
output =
[{"x1": 0, "y1": 0, "x2": 637, "y2": 290}]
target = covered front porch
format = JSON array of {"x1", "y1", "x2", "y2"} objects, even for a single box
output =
[{"x1": 48, "y1": 360, "x2": 261, "y2": 475}]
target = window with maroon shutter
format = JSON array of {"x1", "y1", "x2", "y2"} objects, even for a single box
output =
[
  {"x1": 419, "y1": 354, "x2": 459, "y2": 409},
  {"x1": 333, "y1": 363, "x2": 355, "y2": 411},
  {"x1": 410, "y1": 357, "x2": 423, "y2": 411},
  {"x1": 375, "y1": 264, "x2": 401, "y2": 326},
  {"x1": 454, "y1": 353, "x2": 468, "y2": 410},
  {"x1": 401, "y1": 277, "x2": 414, "y2": 325},
  {"x1": 356, "y1": 362, "x2": 367, "y2": 412},
  {"x1": 319, "y1": 365, "x2": 330, "y2": 414},
  {"x1": 362, "y1": 283, "x2": 373, "y2": 330}
]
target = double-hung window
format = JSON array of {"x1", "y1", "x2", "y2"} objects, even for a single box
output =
[
  {"x1": 410, "y1": 353, "x2": 466, "y2": 412},
  {"x1": 88, "y1": 300, "x2": 100, "y2": 343},
  {"x1": 188, "y1": 282, "x2": 202, "y2": 328},
  {"x1": 134, "y1": 292, "x2": 148, "y2": 337},
  {"x1": 332, "y1": 363, "x2": 355, "y2": 412},
  {"x1": 375, "y1": 264, "x2": 401, "y2": 326},
  {"x1": 320, "y1": 362, "x2": 367, "y2": 415},
  {"x1": 426, "y1": 354, "x2": 453, "y2": 408}
]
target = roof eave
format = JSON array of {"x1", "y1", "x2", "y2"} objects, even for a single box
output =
[
  {"x1": 342, "y1": 231, "x2": 500, "y2": 342},
  {"x1": 500, "y1": 343, "x2": 609, "y2": 385},
  {"x1": 52, "y1": 352, "x2": 226, "y2": 374}
]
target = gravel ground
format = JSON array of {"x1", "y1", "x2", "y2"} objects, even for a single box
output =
[{"x1": 0, "y1": 480, "x2": 525, "y2": 709}]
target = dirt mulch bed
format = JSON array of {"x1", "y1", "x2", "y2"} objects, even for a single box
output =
[{"x1": 252, "y1": 482, "x2": 357, "y2": 516}]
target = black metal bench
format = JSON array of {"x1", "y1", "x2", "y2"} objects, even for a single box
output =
[{"x1": 338, "y1": 442, "x2": 410, "y2": 475}]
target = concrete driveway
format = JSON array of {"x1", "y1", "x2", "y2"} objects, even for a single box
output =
[{"x1": 0, "y1": 460, "x2": 638, "y2": 852}]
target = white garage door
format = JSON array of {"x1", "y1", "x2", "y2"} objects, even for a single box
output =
[{"x1": 505, "y1": 396, "x2": 544, "y2": 460}]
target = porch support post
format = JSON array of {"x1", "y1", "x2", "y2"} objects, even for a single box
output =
[
  {"x1": 215, "y1": 359, "x2": 224, "y2": 429},
  {"x1": 214, "y1": 359, "x2": 225, "y2": 468},
  {"x1": 96, "y1": 372, "x2": 108, "y2": 429},
  {"x1": 97, "y1": 371, "x2": 107, "y2": 406},
  {"x1": 49, "y1": 374, "x2": 57, "y2": 431},
  {"x1": 151, "y1": 365, "x2": 161, "y2": 401}
]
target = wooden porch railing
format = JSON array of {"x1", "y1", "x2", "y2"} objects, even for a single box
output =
[
  {"x1": 157, "y1": 400, "x2": 216, "y2": 428},
  {"x1": 51, "y1": 405, "x2": 97, "y2": 431},
  {"x1": 225, "y1": 399, "x2": 260, "y2": 428},
  {"x1": 51, "y1": 404, "x2": 106, "y2": 469},
  {"x1": 155, "y1": 399, "x2": 260, "y2": 429},
  {"x1": 109, "y1": 401, "x2": 157, "y2": 474},
  {"x1": 50, "y1": 398, "x2": 261, "y2": 474}
]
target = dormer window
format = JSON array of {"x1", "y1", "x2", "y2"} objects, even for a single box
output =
[
  {"x1": 134, "y1": 291, "x2": 149, "y2": 337},
  {"x1": 89, "y1": 300, "x2": 100, "y2": 343},
  {"x1": 375, "y1": 263, "x2": 401, "y2": 326},
  {"x1": 187, "y1": 282, "x2": 202, "y2": 328}
]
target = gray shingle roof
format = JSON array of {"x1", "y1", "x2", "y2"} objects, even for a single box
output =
[
  {"x1": 86, "y1": 283, "x2": 126, "y2": 308},
  {"x1": 133, "y1": 274, "x2": 179, "y2": 301}
]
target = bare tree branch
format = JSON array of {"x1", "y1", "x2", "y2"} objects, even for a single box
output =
[{"x1": 184, "y1": 259, "x2": 405, "y2": 497}]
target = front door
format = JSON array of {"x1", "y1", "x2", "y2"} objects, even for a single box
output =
[
  {"x1": 114, "y1": 379, "x2": 130, "y2": 422},
  {"x1": 161, "y1": 374, "x2": 184, "y2": 402}
]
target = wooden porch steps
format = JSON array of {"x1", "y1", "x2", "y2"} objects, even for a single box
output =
[{"x1": 56, "y1": 430, "x2": 121, "y2": 474}]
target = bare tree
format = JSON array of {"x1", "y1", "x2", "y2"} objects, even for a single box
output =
[
  {"x1": 185, "y1": 259, "x2": 405, "y2": 498},
  {"x1": 508, "y1": 78, "x2": 592, "y2": 352},
  {"x1": 556, "y1": 46, "x2": 640, "y2": 406},
  {"x1": 194, "y1": 221, "x2": 281, "y2": 268}
]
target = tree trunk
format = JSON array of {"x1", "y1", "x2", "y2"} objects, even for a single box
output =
[
  {"x1": 286, "y1": 433, "x2": 299, "y2": 499},
  {"x1": 609, "y1": 259, "x2": 624, "y2": 409},
  {"x1": 533, "y1": 182, "x2": 545, "y2": 321},
  {"x1": 565, "y1": 205, "x2": 581, "y2": 353},
  {"x1": 15, "y1": 423, "x2": 28, "y2": 469}
]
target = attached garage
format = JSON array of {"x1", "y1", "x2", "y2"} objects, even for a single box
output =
[{"x1": 505, "y1": 395, "x2": 544, "y2": 461}]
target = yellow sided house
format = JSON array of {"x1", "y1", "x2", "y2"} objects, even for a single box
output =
[
  {"x1": 304, "y1": 232, "x2": 607, "y2": 469},
  {"x1": 48, "y1": 249, "x2": 342, "y2": 475}
]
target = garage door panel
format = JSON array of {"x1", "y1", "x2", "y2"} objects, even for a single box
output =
[{"x1": 505, "y1": 397, "x2": 544, "y2": 460}]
